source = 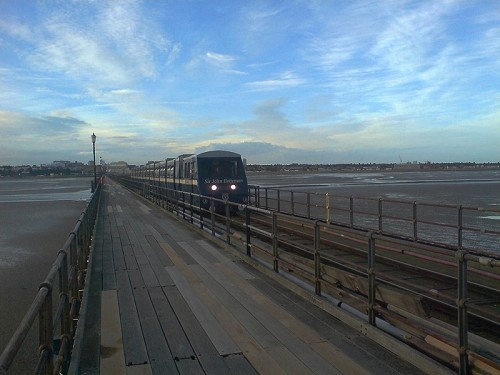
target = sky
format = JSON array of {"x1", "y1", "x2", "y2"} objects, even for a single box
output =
[{"x1": 0, "y1": 0, "x2": 499, "y2": 166}]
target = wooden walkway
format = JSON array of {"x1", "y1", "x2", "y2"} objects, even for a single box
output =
[{"x1": 71, "y1": 179, "x2": 437, "y2": 374}]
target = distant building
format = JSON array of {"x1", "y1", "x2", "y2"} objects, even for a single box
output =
[
  {"x1": 107, "y1": 161, "x2": 130, "y2": 175},
  {"x1": 53, "y1": 160, "x2": 71, "y2": 168}
]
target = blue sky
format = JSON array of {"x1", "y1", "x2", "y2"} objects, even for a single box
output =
[{"x1": 0, "y1": 0, "x2": 499, "y2": 165}]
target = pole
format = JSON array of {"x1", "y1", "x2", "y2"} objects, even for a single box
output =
[{"x1": 91, "y1": 133, "x2": 97, "y2": 192}]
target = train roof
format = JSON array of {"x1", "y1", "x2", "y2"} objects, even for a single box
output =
[{"x1": 197, "y1": 150, "x2": 241, "y2": 159}]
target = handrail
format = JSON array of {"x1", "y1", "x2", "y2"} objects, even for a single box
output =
[
  {"x1": 247, "y1": 184, "x2": 500, "y2": 256},
  {"x1": 0, "y1": 181, "x2": 102, "y2": 375}
]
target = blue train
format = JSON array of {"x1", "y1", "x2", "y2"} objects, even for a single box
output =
[{"x1": 137, "y1": 150, "x2": 248, "y2": 212}]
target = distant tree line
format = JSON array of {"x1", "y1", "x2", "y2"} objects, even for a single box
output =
[
  {"x1": 0, "y1": 164, "x2": 95, "y2": 177},
  {"x1": 245, "y1": 162, "x2": 500, "y2": 173}
]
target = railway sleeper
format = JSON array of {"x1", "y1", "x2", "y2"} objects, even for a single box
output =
[{"x1": 382, "y1": 305, "x2": 500, "y2": 373}]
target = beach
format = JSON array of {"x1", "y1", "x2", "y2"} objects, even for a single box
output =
[{"x1": 0, "y1": 177, "x2": 90, "y2": 373}]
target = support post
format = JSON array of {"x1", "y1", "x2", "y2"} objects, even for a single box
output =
[
  {"x1": 38, "y1": 282, "x2": 54, "y2": 375},
  {"x1": 225, "y1": 204, "x2": 231, "y2": 244},
  {"x1": 378, "y1": 198, "x2": 383, "y2": 233},
  {"x1": 368, "y1": 233, "x2": 376, "y2": 326},
  {"x1": 456, "y1": 250, "x2": 469, "y2": 374},
  {"x1": 246, "y1": 207, "x2": 251, "y2": 256},
  {"x1": 272, "y1": 213, "x2": 278, "y2": 272},
  {"x1": 314, "y1": 221, "x2": 321, "y2": 295},
  {"x1": 325, "y1": 193, "x2": 330, "y2": 224}
]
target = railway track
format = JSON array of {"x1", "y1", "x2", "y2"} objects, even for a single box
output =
[{"x1": 232, "y1": 211, "x2": 500, "y2": 336}]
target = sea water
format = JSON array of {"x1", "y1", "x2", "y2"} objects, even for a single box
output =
[{"x1": 247, "y1": 169, "x2": 500, "y2": 253}]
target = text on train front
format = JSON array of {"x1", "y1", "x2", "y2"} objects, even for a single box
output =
[{"x1": 198, "y1": 159, "x2": 247, "y2": 204}]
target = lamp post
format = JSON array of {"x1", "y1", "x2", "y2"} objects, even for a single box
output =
[{"x1": 91, "y1": 133, "x2": 97, "y2": 192}]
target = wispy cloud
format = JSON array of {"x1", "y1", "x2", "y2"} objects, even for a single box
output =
[
  {"x1": 0, "y1": 1, "x2": 498, "y2": 165},
  {"x1": 246, "y1": 71, "x2": 306, "y2": 90}
]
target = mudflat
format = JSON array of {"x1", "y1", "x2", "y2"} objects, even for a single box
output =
[{"x1": 0, "y1": 191, "x2": 88, "y2": 373}]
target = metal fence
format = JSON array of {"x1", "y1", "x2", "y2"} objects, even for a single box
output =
[
  {"x1": 0, "y1": 182, "x2": 102, "y2": 375},
  {"x1": 248, "y1": 185, "x2": 500, "y2": 255}
]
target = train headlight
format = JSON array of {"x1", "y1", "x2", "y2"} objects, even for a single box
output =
[
  {"x1": 211, "y1": 184, "x2": 218, "y2": 191},
  {"x1": 230, "y1": 184, "x2": 236, "y2": 190}
]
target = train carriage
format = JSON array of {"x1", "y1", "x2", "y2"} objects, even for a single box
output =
[{"x1": 137, "y1": 150, "x2": 248, "y2": 213}]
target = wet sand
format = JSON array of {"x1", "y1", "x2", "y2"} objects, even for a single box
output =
[{"x1": 0, "y1": 200, "x2": 87, "y2": 373}]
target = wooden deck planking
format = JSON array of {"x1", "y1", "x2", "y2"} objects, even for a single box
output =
[
  {"x1": 180, "y1": 266, "x2": 285, "y2": 374},
  {"x1": 196, "y1": 240, "x2": 256, "y2": 280},
  {"x1": 122, "y1": 244, "x2": 139, "y2": 270},
  {"x1": 131, "y1": 287, "x2": 177, "y2": 373},
  {"x1": 174, "y1": 241, "x2": 341, "y2": 373},
  {"x1": 73, "y1": 180, "x2": 436, "y2": 374},
  {"x1": 102, "y1": 216, "x2": 117, "y2": 291},
  {"x1": 247, "y1": 270, "x2": 416, "y2": 374},
  {"x1": 186, "y1": 263, "x2": 282, "y2": 349},
  {"x1": 115, "y1": 269, "x2": 149, "y2": 366},
  {"x1": 161, "y1": 286, "x2": 231, "y2": 373},
  {"x1": 112, "y1": 236, "x2": 127, "y2": 271},
  {"x1": 175, "y1": 240, "x2": 352, "y2": 374},
  {"x1": 100, "y1": 290, "x2": 126, "y2": 374},
  {"x1": 147, "y1": 286, "x2": 196, "y2": 360},
  {"x1": 165, "y1": 266, "x2": 242, "y2": 356}
]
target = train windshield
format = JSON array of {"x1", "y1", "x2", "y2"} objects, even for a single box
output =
[{"x1": 199, "y1": 159, "x2": 243, "y2": 178}]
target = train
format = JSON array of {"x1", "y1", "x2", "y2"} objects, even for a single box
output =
[{"x1": 134, "y1": 150, "x2": 249, "y2": 212}]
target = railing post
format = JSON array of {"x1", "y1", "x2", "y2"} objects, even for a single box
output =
[
  {"x1": 58, "y1": 249, "x2": 71, "y2": 342},
  {"x1": 277, "y1": 190, "x2": 281, "y2": 212},
  {"x1": 314, "y1": 221, "x2": 321, "y2": 296},
  {"x1": 69, "y1": 236, "x2": 79, "y2": 332},
  {"x1": 245, "y1": 207, "x2": 251, "y2": 256},
  {"x1": 291, "y1": 191, "x2": 294, "y2": 216},
  {"x1": 265, "y1": 188, "x2": 269, "y2": 210},
  {"x1": 378, "y1": 198, "x2": 383, "y2": 233},
  {"x1": 413, "y1": 201, "x2": 418, "y2": 241},
  {"x1": 56, "y1": 249, "x2": 71, "y2": 374},
  {"x1": 210, "y1": 199, "x2": 216, "y2": 236},
  {"x1": 325, "y1": 193, "x2": 330, "y2": 224},
  {"x1": 77, "y1": 228, "x2": 85, "y2": 297},
  {"x1": 272, "y1": 213, "x2": 279, "y2": 272},
  {"x1": 368, "y1": 233, "x2": 376, "y2": 326},
  {"x1": 190, "y1": 192, "x2": 194, "y2": 224},
  {"x1": 307, "y1": 193, "x2": 311, "y2": 219},
  {"x1": 38, "y1": 282, "x2": 54, "y2": 375},
  {"x1": 350, "y1": 196, "x2": 354, "y2": 227},
  {"x1": 458, "y1": 205, "x2": 463, "y2": 250},
  {"x1": 199, "y1": 199, "x2": 204, "y2": 230},
  {"x1": 225, "y1": 204, "x2": 231, "y2": 244},
  {"x1": 456, "y1": 250, "x2": 469, "y2": 374}
]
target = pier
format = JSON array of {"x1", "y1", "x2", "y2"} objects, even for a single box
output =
[
  {"x1": 69, "y1": 178, "x2": 446, "y2": 374},
  {"x1": 2, "y1": 176, "x2": 499, "y2": 374}
]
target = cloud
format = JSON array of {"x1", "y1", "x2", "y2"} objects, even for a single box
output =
[
  {"x1": 2, "y1": 1, "x2": 175, "y2": 88},
  {"x1": 206, "y1": 51, "x2": 236, "y2": 65},
  {"x1": 246, "y1": 71, "x2": 306, "y2": 90},
  {"x1": 0, "y1": 111, "x2": 92, "y2": 164}
]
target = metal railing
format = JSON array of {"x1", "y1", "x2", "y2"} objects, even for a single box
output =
[
  {"x1": 114, "y1": 176, "x2": 500, "y2": 374},
  {"x1": 0, "y1": 182, "x2": 102, "y2": 375},
  {"x1": 242, "y1": 212, "x2": 499, "y2": 374},
  {"x1": 248, "y1": 185, "x2": 500, "y2": 255}
]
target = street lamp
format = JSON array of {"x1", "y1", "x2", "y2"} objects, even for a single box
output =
[{"x1": 91, "y1": 132, "x2": 97, "y2": 192}]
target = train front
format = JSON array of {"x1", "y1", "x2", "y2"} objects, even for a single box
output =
[{"x1": 196, "y1": 151, "x2": 248, "y2": 212}]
